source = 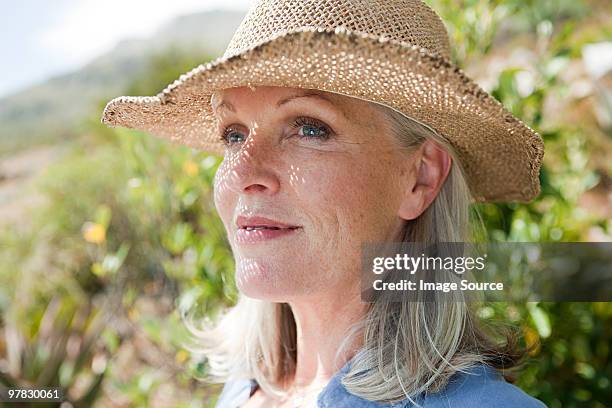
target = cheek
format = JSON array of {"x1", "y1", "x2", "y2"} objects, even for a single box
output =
[
  {"x1": 212, "y1": 161, "x2": 236, "y2": 227},
  {"x1": 296, "y1": 153, "x2": 400, "y2": 238}
]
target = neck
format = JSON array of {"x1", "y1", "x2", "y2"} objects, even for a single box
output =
[{"x1": 286, "y1": 280, "x2": 367, "y2": 389}]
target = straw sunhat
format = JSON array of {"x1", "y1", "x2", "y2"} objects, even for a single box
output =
[{"x1": 101, "y1": 0, "x2": 544, "y2": 203}]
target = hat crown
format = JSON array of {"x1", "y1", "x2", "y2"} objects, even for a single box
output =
[{"x1": 223, "y1": 0, "x2": 452, "y2": 61}]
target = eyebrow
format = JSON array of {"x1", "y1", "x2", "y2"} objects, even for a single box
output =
[{"x1": 213, "y1": 90, "x2": 340, "y2": 115}]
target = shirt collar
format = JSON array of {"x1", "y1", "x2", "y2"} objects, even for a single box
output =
[
  {"x1": 316, "y1": 355, "x2": 418, "y2": 408},
  {"x1": 316, "y1": 356, "x2": 502, "y2": 408},
  {"x1": 247, "y1": 357, "x2": 501, "y2": 407}
]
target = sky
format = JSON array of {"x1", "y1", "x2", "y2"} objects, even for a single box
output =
[{"x1": 0, "y1": 0, "x2": 253, "y2": 98}]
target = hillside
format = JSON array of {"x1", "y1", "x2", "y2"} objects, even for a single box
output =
[{"x1": 0, "y1": 9, "x2": 244, "y2": 155}]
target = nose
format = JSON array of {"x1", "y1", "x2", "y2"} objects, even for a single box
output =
[{"x1": 223, "y1": 134, "x2": 281, "y2": 195}]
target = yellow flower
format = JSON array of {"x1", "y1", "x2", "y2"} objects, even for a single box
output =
[
  {"x1": 82, "y1": 222, "x2": 106, "y2": 244},
  {"x1": 128, "y1": 307, "x2": 139, "y2": 321},
  {"x1": 522, "y1": 325, "x2": 541, "y2": 356},
  {"x1": 182, "y1": 160, "x2": 199, "y2": 176},
  {"x1": 175, "y1": 349, "x2": 189, "y2": 364}
]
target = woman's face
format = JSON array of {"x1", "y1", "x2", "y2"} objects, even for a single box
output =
[{"x1": 212, "y1": 86, "x2": 413, "y2": 301}]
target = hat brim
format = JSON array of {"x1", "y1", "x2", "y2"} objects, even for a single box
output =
[{"x1": 101, "y1": 27, "x2": 543, "y2": 203}]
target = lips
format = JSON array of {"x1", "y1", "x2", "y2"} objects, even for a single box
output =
[
  {"x1": 242, "y1": 226, "x2": 298, "y2": 231},
  {"x1": 235, "y1": 215, "x2": 301, "y2": 230},
  {"x1": 234, "y1": 215, "x2": 302, "y2": 245}
]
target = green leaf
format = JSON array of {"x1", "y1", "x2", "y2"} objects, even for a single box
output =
[{"x1": 528, "y1": 302, "x2": 552, "y2": 338}]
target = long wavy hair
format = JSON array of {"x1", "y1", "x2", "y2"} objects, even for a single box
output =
[{"x1": 183, "y1": 98, "x2": 526, "y2": 405}]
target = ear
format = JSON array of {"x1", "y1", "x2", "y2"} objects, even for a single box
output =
[{"x1": 398, "y1": 139, "x2": 452, "y2": 220}]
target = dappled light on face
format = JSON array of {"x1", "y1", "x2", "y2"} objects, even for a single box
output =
[
  {"x1": 213, "y1": 117, "x2": 310, "y2": 206},
  {"x1": 213, "y1": 121, "x2": 263, "y2": 198},
  {"x1": 288, "y1": 164, "x2": 306, "y2": 188},
  {"x1": 234, "y1": 256, "x2": 268, "y2": 291},
  {"x1": 235, "y1": 256, "x2": 260, "y2": 284}
]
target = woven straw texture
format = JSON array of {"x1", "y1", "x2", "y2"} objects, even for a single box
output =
[{"x1": 101, "y1": 0, "x2": 544, "y2": 203}]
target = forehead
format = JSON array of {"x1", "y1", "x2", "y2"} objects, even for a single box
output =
[{"x1": 211, "y1": 86, "x2": 374, "y2": 119}]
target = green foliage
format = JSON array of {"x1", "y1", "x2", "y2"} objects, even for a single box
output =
[
  {"x1": 0, "y1": 296, "x2": 107, "y2": 408},
  {"x1": 1, "y1": 47, "x2": 233, "y2": 406}
]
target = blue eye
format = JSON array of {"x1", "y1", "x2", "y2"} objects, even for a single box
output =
[
  {"x1": 221, "y1": 128, "x2": 245, "y2": 144},
  {"x1": 219, "y1": 116, "x2": 332, "y2": 146},
  {"x1": 291, "y1": 117, "x2": 332, "y2": 140}
]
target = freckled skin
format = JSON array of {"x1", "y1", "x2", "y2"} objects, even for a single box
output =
[{"x1": 213, "y1": 86, "x2": 414, "y2": 302}]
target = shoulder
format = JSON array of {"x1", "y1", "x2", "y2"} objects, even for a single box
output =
[
  {"x1": 214, "y1": 378, "x2": 257, "y2": 408},
  {"x1": 420, "y1": 364, "x2": 547, "y2": 408},
  {"x1": 319, "y1": 361, "x2": 546, "y2": 408}
]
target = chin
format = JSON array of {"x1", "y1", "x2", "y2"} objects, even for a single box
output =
[
  {"x1": 234, "y1": 258, "x2": 296, "y2": 301},
  {"x1": 237, "y1": 283, "x2": 298, "y2": 303},
  {"x1": 238, "y1": 288, "x2": 292, "y2": 302}
]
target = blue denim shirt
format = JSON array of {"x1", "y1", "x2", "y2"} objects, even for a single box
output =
[{"x1": 214, "y1": 358, "x2": 547, "y2": 408}]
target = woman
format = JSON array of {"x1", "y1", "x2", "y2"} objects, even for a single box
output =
[{"x1": 101, "y1": 1, "x2": 546, "y2": 407}]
